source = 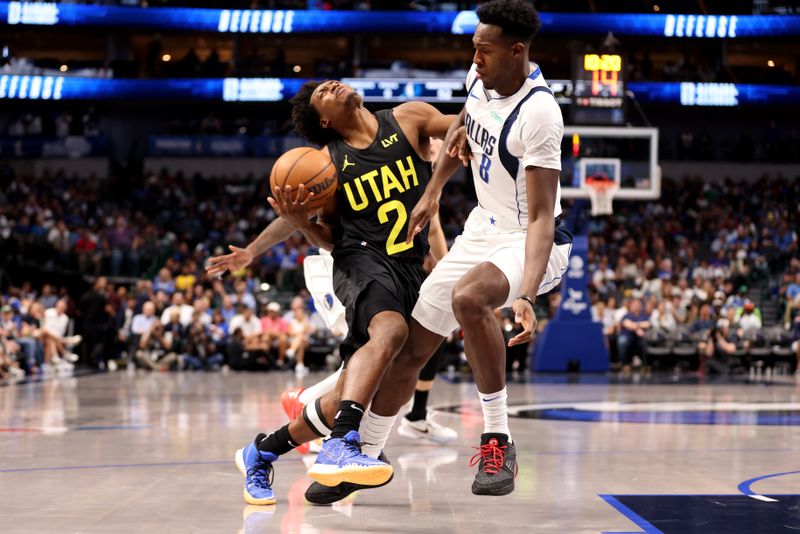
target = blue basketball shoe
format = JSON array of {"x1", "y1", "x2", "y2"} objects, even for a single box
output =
[
  {"x1": 307, "y1": 430, "x2": 393, "y2": 487},
  {"x1": 235, "y1": 433, "x2": 278, "y2": 505}
]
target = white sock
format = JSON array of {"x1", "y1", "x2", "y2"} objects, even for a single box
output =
[
  {"x1": 478, "y1": 387, "x2": 511, "y2": 441},
  {"x1": 359, "y1": 408, "x2": 397, "y2": 459},
  {"x1": 298, "y1": 364, "x2": 343, "y2": 405}
]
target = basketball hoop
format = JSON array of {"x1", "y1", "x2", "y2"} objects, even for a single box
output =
[{"x1": 585, "y1": 176, "x2": 617, "y2": 216}]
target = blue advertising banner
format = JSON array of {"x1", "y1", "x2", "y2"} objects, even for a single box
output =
[
  {"x1": 0, "y1": 75, "x2": 310, "y2": 101},
  {"x1": 533, "y1": 236, "x2": 609, "y2": 373},
  {"x1": 628, "y1": 82, "x2": 800, "y2": 107},
  {"x1": 147, "y1": 135, "x2": 305, "y2": 157},
  {"x1": 1, "y1": 75, "x2": 796, "y2": 107},
  {"x1": 2, "y1": 2, "x2": 799, "y2": 38}
]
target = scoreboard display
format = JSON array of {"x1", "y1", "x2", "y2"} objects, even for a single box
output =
[
  {"x1": 574, "y1": 53, "x2": 624, "y2": 107},
  {"x1": 572, "y1": 52, "x2": 626, "y2": 125}
]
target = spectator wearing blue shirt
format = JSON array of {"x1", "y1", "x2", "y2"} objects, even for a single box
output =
[
  {"x1": 231, "y1": 279, "x2": 256, "y2": 310},
  {"x1": 617, "y1": 299, "x2": 651, "y2": 369},
  {"x1": 691, "y1": 303, "x2": 715, "y2": 334},
  {"x1": 786, "y1": 273, "x2": 800, "y2": 302},
  {"x1": 219, "y1": 295, "x2": 237, "y2": 326},
  {"x1": 153, "y1": 268, "x2": 176, "y2": 295}
]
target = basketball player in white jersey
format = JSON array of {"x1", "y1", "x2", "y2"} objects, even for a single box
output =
[{"x1": 364, "y1": 0, "x2": 572, "y2": 496}]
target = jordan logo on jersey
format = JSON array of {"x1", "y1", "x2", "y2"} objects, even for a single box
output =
[
  {"x1": 465, "y1": 112, "x2": 496, "y2": 156},
  {"x1": 381, "y1": 133, "x2": 398, "y2": 148},
  {"x1": 341, "y1": 154, "x2": 355, "y2": 172}
]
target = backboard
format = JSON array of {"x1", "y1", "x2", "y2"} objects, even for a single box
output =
[{"x1": 560, "y1": 126, "x2": 660, "y2": 201}]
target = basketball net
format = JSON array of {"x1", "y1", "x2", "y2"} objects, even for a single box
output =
[{"x1": 586, "y1": 177, "x2": 617, "y2": 216}]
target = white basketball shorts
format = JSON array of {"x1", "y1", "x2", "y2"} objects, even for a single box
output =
[
  {"x1": 303, "y1": 251, "x2": 348, "y2": 335},
  {"x1": 412, "y1": 206, "x2": 572, "y2": 337}
]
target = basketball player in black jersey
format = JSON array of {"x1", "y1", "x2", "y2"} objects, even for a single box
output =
[{"x1": 234, "y1": 79, "x2": 457, "y2": 505}]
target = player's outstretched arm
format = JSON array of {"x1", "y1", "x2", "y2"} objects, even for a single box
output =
[
  {"x1": 205, "y1": 217, "x2": 296, "y2": 277},
  {"x1": 405, "y1": 107, "x2": 467, "y2": 244},
  {"x1": 395, "y1": 101, "x2": 457, "y2": 140}
]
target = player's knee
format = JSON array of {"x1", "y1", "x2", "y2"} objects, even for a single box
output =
[
  {"x1": 452, "y1": 286, "x2": 489, "y2": 321},
  {"x1": 368, "y1": 321, "x2": 408, "y2": 363}
]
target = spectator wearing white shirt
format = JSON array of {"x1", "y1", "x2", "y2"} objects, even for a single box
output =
[
  {"x1": 650, "y1": 301, "x2": 677, "y2": 332},
  {"x1": 615, "y1": 256, "x2": 640, "y2": 291},
  {"x1": 592, "y1": 255, "x2": 616, "y2": 296},
  {"x1": 160, "y1": 292, "x2": 194, "y2": 327},
  {"x1": 47, "y1": 221, "x2": 72, "y2": 260},
  {"x1": 193, "y1": 297, "x2": 212, "y2": 327},
  {"x1": 30, "y1": 301, "x2": 79, "y2": 367},
  {"x1": 736, "y1": 301, "x2": 763, "y2": 331},
  {"x1": 229, "y1": 305, "x2": 263, "y2": 352},
  {"x1": 42, "y1": 299, "x2": 81, "y2": 361},
  {"x1": 43, "y1": 299, "x2": 70, "y2": 338}
]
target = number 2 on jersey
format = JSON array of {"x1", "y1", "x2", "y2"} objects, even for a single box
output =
[
  {"x1": 479, "y1": 154, "x2": 491, "y2": 183},
  {"x1": 378, "y1": 200, "x2": 414, "y2": 255}
]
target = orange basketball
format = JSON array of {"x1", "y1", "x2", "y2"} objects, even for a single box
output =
[{"x1": 269, "y1": 147, "x2": 337, "y2": 211}]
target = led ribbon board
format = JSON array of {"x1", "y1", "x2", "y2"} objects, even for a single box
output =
[
  {"x1": 627, "y1": 82, "x2": 800, "y2": 107},
  {"x1": 1, "y1": 3, "x2": 799, "y2": 37},
  {"x1": 1, "y1": 75, "x2": 797, "y2": 106}
]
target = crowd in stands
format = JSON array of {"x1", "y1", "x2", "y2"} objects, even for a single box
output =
[
  {"x1": 585, "y1": 175, "x2": 799, "y2": 374},
  {"x1": 2, "y1": 164, "x2": 799, "y2": 380},
  {"x1": 0, "y1": 270, "x2": 343, "y2": 380}
]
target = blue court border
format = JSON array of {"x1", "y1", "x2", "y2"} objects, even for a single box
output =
[
  {"x1": 737, "y1": 470, "x2": 800, "y2": 499},
  {"x1": 602, "y1": 470, "x2": 800, "y2": 533},
  {"x1": 599, "y1": 494, "x2": 660, "y2": 534}
]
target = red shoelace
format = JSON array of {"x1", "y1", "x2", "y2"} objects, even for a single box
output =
[{"x1": 469, "y1": 441, "x2": 507, "y2": 475}]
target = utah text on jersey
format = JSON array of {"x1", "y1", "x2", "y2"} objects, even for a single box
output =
[{"x1": 342, "y1": 156, "x2": 420, "y2": 212}]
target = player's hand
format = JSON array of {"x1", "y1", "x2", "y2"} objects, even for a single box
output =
[
  {"x1": 423, "y1": 253, "x2": 438, "y2": 274},
  {"x1": 405, "y1": 193, "x2": 439, "y2": 244},
  {"x1": 268, "y1": 184, "x2": 315, "y2": 229},
  {"x1": 446, "y1": 126, "x2": 471, "y2": 167},
  {"x1": 509, "y1": 298, "x2": 538, "y2": 347},
  {"x1": 205, "y1": 246, "x2": 253, "y2": 278}
]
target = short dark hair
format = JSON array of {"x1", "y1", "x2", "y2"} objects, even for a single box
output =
[
  {"x1": 476, "y1": 0, "x2": 540, "y2": 44},
  {"x1": 289, "y1": 81, "x2": 341, "y2": 147}
]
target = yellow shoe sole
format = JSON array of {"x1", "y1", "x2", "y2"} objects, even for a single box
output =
[{"x1": 307, "y1": 463, "x2": 394, "y2": 488}]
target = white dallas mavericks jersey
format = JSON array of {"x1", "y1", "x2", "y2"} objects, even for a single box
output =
[{"x1": 464, "y1": 63, "x2": 564, "y2": 228}]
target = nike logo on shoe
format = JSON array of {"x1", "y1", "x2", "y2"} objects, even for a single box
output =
[{"x1": 319, "y1": 448, "x2": 346, "y2": 463}]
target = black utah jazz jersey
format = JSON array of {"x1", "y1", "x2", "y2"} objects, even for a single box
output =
[{"x1": 327, "y1": 109, "x2": 430, "y2": 262}]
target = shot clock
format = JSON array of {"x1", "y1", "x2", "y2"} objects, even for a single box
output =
[{"x1": 572, "y1": 52, "x2": 625, "y2": 125}]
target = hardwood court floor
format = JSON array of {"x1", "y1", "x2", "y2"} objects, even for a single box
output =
[{"x1": 1, "y1": 370, "x2": 799, "y2": 533}]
